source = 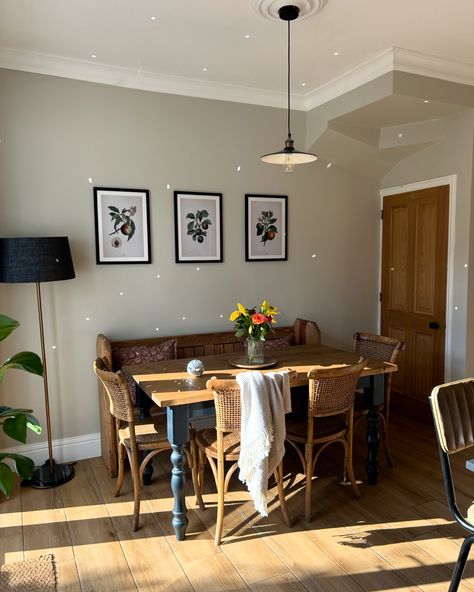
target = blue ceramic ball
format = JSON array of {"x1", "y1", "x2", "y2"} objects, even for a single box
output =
[{"x1": 187, "y1": 359, "x2": 205, "y2": 377}]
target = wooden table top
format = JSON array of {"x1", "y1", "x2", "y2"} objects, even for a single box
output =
[{"x1": 123, "y1": 343, "x2": 397, "y2": 408}]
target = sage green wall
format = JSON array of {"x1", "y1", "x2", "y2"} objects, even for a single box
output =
[
  {"x1": 0, "y1": 68, "x2": 379, "y2": 449},
  {"x1": 381, "y1": 110, "x2": 474, "y2": 379}
]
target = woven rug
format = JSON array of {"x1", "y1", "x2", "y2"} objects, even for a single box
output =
[{"x1": 0, "y1": 554, "x2": 57, "y2": 592}]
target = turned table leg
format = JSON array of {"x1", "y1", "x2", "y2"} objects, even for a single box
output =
[{"x1": 167, "y1": 405, "x2": 190, "y2": 541}]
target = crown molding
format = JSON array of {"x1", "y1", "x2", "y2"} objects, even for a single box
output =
[
  {"x1": 0, "y1": 47, "x2": 305, "y2": 110},
  {"x1": 1, "y1": 46, "x2": 474, "y2": 112},
  {"x1": 305, "y1": 47, "x2": 474, "y2": 111}
]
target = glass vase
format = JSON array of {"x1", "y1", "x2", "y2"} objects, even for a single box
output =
[{"x1": 246, "y1": 337, "x2": 265, "y2": 365}]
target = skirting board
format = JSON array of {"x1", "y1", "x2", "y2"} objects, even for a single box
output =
[{"x1": 2, "y1": 432, "x2": 101, "y2": 466}]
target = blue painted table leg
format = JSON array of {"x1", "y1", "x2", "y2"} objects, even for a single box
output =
[
  {"x1": 365, "y1": 374, "x2": 384, "y2": 485},
  {"x1": 167, "y1": 405, "x2": 190, "y2": 541}
]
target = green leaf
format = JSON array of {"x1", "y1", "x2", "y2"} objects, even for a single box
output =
[
  {"x1": 256, "y1": 225, "x2": 264, "y2": 236},
  {"x1": 268, "y1": 225, "x2": 278, "y2": 233},
  {"x1": 0, "y1": 406, "x2": 34, "y2": 418},
  {"x1": 200, "y1": 210, "x2": 209, "y2": 218},
  {"x1": 187, "y1": 221, "x2": 195, "y2": 230},
  {"x1": 186, "y1": 213, "x2": 195, "y2": 219},
  {"x1": 26, "y1": 414, "x2": 42, "y2": 435},
  {"x1": 0, "y1": 315, "x2": 19, "y2": 343},
  {"x1": 192, "y1": 234, "x2": 196, "y2": 241},
  {"x1": 204, "y1": 219, "x2": 212, "y2": 226},
  {"x1": 3, "y1": 414, "x2": 27, "y2": 443},
  {"x1": 0, "y1": 352, "x2": 43, "y2": 379},
  {"x1": 0, "y1": 462, "x2": 13, "y2": 497},
  {"x1": 127, "y1": 219, "x2": 136, "y2": 242},
  {"x1": 269, "y1": 218, "x2": 278, "y2": 224},
  {"x1": 9, "y1": 454, "x2": 34, "y2": 480},
  {"x1": 108, "y1": 206, "x2": 120, "y2": 213}
]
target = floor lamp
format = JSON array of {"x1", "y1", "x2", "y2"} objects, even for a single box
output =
[{"x1": 0, "y1": 237, "x2": 76, "y2": 488}]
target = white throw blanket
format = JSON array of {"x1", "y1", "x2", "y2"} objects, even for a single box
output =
[{"x1": 236, "y1": 370, "x2": 292, "y2": 516}]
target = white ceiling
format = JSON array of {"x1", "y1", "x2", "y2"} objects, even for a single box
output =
[{"x1": 1, "y1": 0, "x2": 474, "y2": 111}]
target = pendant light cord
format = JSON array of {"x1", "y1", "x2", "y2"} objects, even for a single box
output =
[{"x1": 287, "y1": 19, "x2": 291, "y2": 137}]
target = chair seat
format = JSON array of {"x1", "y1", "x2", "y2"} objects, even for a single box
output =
[
  {"x1": 118, "y1": 415, "x2": 169, "y2": 450},
  {"x1": 195, "y1": 428, "x2": 240, "y2": 460},
  {"x1": 286, "y1": 414, "x2": 347, "y2": 444}
]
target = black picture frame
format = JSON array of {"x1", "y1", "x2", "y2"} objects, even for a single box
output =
[
  {"x1": 94, "y1": 187, "x2": 151, "y2": 264},
  {"x1": 174, "y1": 191, "x2": 223, "y2": 263},
  {"x1": 245, "y1": 194, "x2": 288, "y2": 261}
]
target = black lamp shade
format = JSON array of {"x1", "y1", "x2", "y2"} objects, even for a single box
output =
[{"x1": 0, "y1": 237, "x2": 75, "y2": 283}]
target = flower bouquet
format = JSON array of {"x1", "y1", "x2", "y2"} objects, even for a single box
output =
[{"x1": 229, "y1": 300, "x2": 279, "y2": 364}]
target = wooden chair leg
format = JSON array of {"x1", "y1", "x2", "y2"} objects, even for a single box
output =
[
  {"x1": 130, "y1": 448, "x2": 141, "y2": 532},
  {"x1": 346, "y1": 419, "x2": 360, "y2": 499},
  {"x1": 274, "y1": 462, "x2": 293, "y2": 527},
  {"x1": 304, "y1": 443, "x2": 314, "y2": 523},
  {"x1": 190, "y1": 438, "x2": 205, "y2": 510},
  {"x1": 115, "y1": 442, "x2": 125, "y2": 497},
  {"x1": 215, "y1": 452, "x2": 225, "y2": 546},
  {"x1": 381, "y1": 415, "x2": 394, "y2": 468}
]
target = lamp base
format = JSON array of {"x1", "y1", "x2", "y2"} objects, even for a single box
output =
[{"x1": 29, "y1": 460, "x2": 75, "y2": 489}]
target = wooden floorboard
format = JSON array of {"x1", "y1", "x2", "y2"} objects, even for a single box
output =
[{"x1": 0, "y1": 411, "x2": 473, "y2": 591}]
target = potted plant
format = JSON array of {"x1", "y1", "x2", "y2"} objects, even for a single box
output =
[{"x1": 0, "y1": 314, "x2": 43, "y2": 496}]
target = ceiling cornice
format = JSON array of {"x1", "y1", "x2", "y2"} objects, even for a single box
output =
[{"x1": 1, "y1": 46, "x2": 474, "y2": 112}]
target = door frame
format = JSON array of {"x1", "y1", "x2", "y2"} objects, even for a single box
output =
[{"x1": 379, "y1": 174, "x2": 457, "y2": 381}]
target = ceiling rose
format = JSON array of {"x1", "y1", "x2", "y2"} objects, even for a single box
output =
[{"x1": 252, "y1": 0, "x2": 326, "y2": 21}]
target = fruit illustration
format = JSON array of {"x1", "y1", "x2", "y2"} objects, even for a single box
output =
[
  {"x1": 256, "y1": 210, "x2": 278, "y2": 245},
  {"x1": 108, "y1": 205, "x2": 137, "y2": 242},
  {"x1": 186, "y1": 210, "x2": 212, "y2": 243}
]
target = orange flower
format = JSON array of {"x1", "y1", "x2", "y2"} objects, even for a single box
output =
[{"x1": 252, "y1": 313, "x2": 266, "y2": 325}]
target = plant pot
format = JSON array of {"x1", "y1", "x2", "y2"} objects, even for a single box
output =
[{"x1": 246, "y1": 338, "x2": 265, "y2": 365}]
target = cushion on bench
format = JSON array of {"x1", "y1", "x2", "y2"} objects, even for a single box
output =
[{"x1": 112, "y1": 338, "x2": 177, "y2": 403}]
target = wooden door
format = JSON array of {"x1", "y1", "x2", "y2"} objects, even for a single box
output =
[{"x1": 381, "y1": 185, "x2": 449, "y2": 422}]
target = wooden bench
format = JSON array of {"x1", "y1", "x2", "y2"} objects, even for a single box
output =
[{"x1": 96, "y1": 318, "x2": 320, "y2": 476}]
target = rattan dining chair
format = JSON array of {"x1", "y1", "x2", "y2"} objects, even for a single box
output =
[
  {"x1": 285, "y1": 359, "x2": 367, "y2": 523},
  {"x1": 430, "y1": 378, "x2": 474, "y2": 592},
  {"x1": 353, "y1": 332, "x2": 405, "y2": 467},
  {"x1": 94, "y1": 358, "x2": 196, "y2": 531},
  {"x1": 193, "y1": 373, "x2": 295, "y2": 545}
]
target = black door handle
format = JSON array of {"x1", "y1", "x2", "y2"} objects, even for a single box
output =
[{"x1": 429, "y1": 321, "x2": 440, "y2": 330}]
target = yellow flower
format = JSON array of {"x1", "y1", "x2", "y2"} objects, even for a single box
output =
[
  {"x1": 229, "y1": 303, "x2": 249, "y2": 321},
  {"x1": 229, "y1": 310, "x2": 240, "y2": 321},
  {"x1": 238, "y1": 302, "x2": 248, "y2": 315}
]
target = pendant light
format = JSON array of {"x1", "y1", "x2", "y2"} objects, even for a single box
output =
[{"x1": 261, "y1": 4, "x2": 318, "y2": 173}]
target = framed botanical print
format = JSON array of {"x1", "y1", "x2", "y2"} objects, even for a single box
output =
[
  {"x1": 245, "y1": 194, "x2": 287, "y2": 261},
  {"x1": 94, "y1": 187, "x2": 151, "y2": 264},
  {"x1": 174, "y1": 191, "x2": 223, "y2": 263}
]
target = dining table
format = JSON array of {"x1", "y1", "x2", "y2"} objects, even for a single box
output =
[{"x1": 123, "y1": 342, "x2": 397, "y2": 541}]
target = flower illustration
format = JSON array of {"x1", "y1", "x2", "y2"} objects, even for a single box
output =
[
  {"x1": 108, "y1": 205, "x2": 137, "y2": 242},
  {"x1": 186, "y1": 210, "x2": 212, "y2": 243},
  {"x1": 256, "y1": 210, "x2": 278, "y2": 245}
]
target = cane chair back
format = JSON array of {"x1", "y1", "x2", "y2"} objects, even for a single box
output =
[
  {"x1": 94, "y1": 358, "x2": 173, "y2": 532},
  {"x1": 194, "y1": 372, "x2": 296, "y2": 545},
  {"x1": 94, "y1": 358, "x2": 134, "y2": 423},
  {"x1": 308, "y1": 363, "x2": 367, "y2": 418},
  {"x1": 352, "y1": 332, "x2": 405, "y2": 467},
  {"x1": 286, "y1": 359, "x2": 367, "y2": 523},
  {"x1": 430, "y1": 378, "x2": 474, "y2": 591}
]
